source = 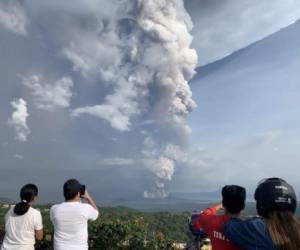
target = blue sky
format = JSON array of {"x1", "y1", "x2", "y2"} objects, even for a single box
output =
[
  {"x1": 1, "y1": 0, "x2": 300, "y2": 202},
  {"x1": 176, "y1": 18, "x2": 300, "y2": 193}
]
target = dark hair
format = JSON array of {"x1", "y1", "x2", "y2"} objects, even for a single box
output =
[
  {"x1": 222, "y1": 185, "x2": 246, "y2": 214},
  {"x1": 63, "y1": 179, "x2": 83, "y2": 201},
  {"x1": 14, "y1": 184, "x2": 38, "y2": 216}
]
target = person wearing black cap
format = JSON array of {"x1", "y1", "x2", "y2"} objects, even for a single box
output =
[
  {"x1": 50, "y1": 179, "x2": 99, "y2": 250},
  {"x1": 224, "y1": 177, "x2": 300, "y2": 250}
]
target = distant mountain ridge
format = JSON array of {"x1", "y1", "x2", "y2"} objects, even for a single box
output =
[
  {"x1": 193, "y1": 18, "x2": 300, "y2": 82},
  {"x1": 0, "y1": 197, "x2": 14, "y2": 204},
  {"x1": 170, "y1": 191, "x2": 221, "y2": 201}
]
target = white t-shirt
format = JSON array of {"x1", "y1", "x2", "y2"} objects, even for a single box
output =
[
  {"x1": 50, "y1": 202, "x2": 99, "y2": 250},
  {"x1": 1, "y1": 206, "x2": 43, "y2": 250}
]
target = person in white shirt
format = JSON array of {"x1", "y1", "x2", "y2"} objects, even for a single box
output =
[
  {"x1": 1, "y1": 184, "x2": 43, "y2": 250},
  {"x1": 50, "y1": 179, "x2": 99, "y2": 250}
]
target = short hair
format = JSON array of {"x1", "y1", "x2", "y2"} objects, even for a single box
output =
[
  {"x1": 63, "y1": 179, "x2": 81, "y2": 201},
  {"x1": 222, "y1": 185, "x2": 246, "y2": 214}
]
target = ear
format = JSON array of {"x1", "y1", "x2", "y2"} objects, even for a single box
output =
[{"x1": 222, "y1": 201, "x2": 226, "y2": 210}]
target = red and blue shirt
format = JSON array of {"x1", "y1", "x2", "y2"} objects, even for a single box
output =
[{"x1": 191, "y1": 205, "x2": 241, "y2": 250}]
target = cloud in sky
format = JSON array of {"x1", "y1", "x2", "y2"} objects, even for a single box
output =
[
  {"x1": 8, "y1": 98, "x2": 30, "y2": 142},
  {"x1": 72, "y1": 105, "x2": 132, "y2": 132},
  {"x1": 186, "y1": 0, "x2": 300, "y2": 65},
  {"x1": 13, "y1": 154, "x2": 24, "y2": 160},
  {"x1": 103, "y1": 157, "x2": 136, "y2": 166},
  {"x1": 1, "y1": 0, "x2": 197, "y2": 198},
  {"x1": 184, "y1": 19, "x2": 300, "y2": 193},
  {"x1": 172, "y1": 129, "x2": 286, "y2": 193},
  {"x1": 23, "y1": 75, "x2": 74, "y2": 111},
  {"x1": 0, "y1": 0, "x2": 27, "y2": 36}
]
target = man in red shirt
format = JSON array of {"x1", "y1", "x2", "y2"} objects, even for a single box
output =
[{"x1": 190, "y1": 185, "x2": 246, "y2": 250}]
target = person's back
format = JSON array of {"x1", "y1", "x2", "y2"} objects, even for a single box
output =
[
  {"x1": 190, "y1": 185, "x2": 245, "y2": 250},
  {"x1": 2, "y1": 207, "x2": 42, "y2": 250},
  {"x1": 51, "y1": 202, "x2": 98, "y2": 249},
  {"x1": 50, "y1": 179, "x2": 99, "y2": 250},
  {"x1": 224, "y1": 177, "x2": 300, "y2": 250},
  {"x1": 223, "y1": 217, "x2": 276, "y2": 250},
  {"x1": 1, "y1": 184, "x2": 43, "y2": 250}
]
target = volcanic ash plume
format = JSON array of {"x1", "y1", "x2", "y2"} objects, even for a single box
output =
[
  {"x1": 132, "y1": 0, "x2": 197, "y2": 198},
  {"x1": 69, "y1": 0, "x2": 198, "y2": 197}
]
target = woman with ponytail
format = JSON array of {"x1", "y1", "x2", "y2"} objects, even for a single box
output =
[{"x1": 1, "y1": 184, "x2": 43, "y2": 250}]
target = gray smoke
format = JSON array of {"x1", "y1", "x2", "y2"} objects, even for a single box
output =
[
  {"x1": 3, "y1": 0, "x2": 197, "y2": 198},
  {"x1": 72, "y1": 0, "x2": 198, "y2": 198}
]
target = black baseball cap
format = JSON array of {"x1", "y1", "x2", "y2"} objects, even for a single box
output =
[{"x1": 63, "y1": 179, "x2": 85, "y2": 200}]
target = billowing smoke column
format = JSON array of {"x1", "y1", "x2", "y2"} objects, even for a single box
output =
[
  {"x1": 70, "y1": 0, "x2": 198, "y2": 198},
  {"x1": 126, "y1": 0, "x2": 197, "y2": 198},
  {"x1": 2, "y1": 0, "x2": 197, "y2": 198}
]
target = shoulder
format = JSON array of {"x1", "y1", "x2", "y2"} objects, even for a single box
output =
[
  {"x1": 8, "y1": 206, "x2": 15, "y2": 212},
  {"x1": 5, "y1": 206, "x2": 14, "y2": 216},
  {"x1": 50, "y1": 204, "x2": 57, "y2": 212},
  {"x1": 224, "y1": 217, "x2": 265, "y2": 230},
  {"x1": 29, "y1": 207, "x2": 42, "y2": 216},
  {"x1": 50, "y1": 203, "x2": 58, "y2": 209},
  {"x1": 79, "y1": 203, "x2": 95, "y2": 211},
  {"x1": 51, "y1": 202, "x2": 67, "y2": 210},
  {"x1": 50, "y1": 203, "x2": 64, "y2": 215},
  {"x1": 245, "y1": 217, "x2": 267, "y2": 231},
  {"x1": 242, "y1": 217, "x2": 265, "y2": 227}
]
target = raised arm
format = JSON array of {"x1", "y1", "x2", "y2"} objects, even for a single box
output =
[
  {"x1": 82, "y1": 191, "x2": 98, "y2": 211},
  {"x1": 202, "y1": 203, "x2": 223, "y2": 215},
  {"x1": 82, "y1": 191, "x2": 99, "y2": 221},
  {"x1": 192, "y1": 203, "x2": 223, "y2": 231}
]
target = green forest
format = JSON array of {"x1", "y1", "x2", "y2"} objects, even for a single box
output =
[
  {"x1": 0, "y1": 205, "x2": 195, "y2": 250},
  {"x1": 0, "y1": 202, "x2": 277, "y2": 249}
]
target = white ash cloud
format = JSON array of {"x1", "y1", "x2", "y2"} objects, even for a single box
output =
[
  {"x1": 141, "y1": 136, "x2": 188, "y2": 198},
  {"x1": 23, "y1": 75, "x2": 74, "y2": 112},
  {"x1": 1, "y1": 0, "x2": 197, "y2": 198},
  {"x1": 0, "y1": 0, "x2": 28, "y2": 36},
  {"x1": 144, "y1": 180, "x2": 169, "y2": 199},
  {"x1": 68, "y1": 0, "x2": 198, "y2": 197},
  {"x1": 8, "y1": 98, "x2": 30, "y2": 142},
  {"x1": 70, "y1": 0, "x2": 197, "y2": 133}
]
